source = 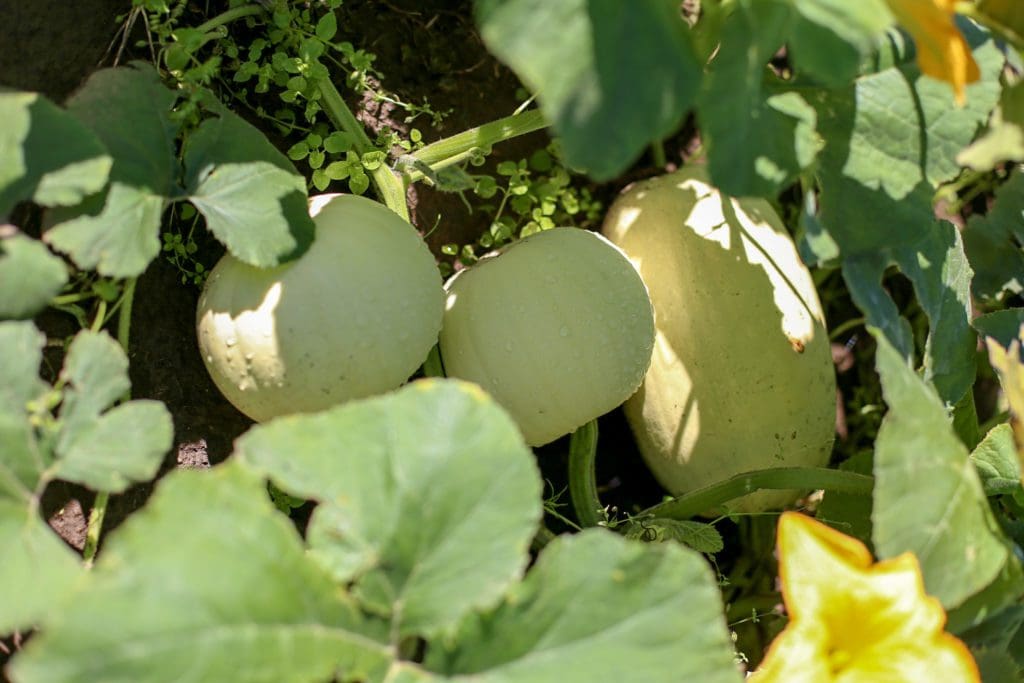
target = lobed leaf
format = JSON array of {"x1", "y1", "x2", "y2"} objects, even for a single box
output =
[
  {"x1": 969, "y1": 424, "x2": 1023, "y2": 497},
  {"x1": 0, "y1": 90, "x2": 111, "y2": 218},
  {"x1": 698, "y1": 2, "x2": 822, "y2": 198},
  {"x1": 0, "y1": 320, "x2": 47, "y2": 415},
  {"x1": 475, "y1": 0, "x2": 700, "y2": 181},
  {"x1": 839, "y1": 205, "x2": 975, "y2": 408},
  {"x1": 974, "y1": 309, "x2": 1024, "y2": 352},
  {"x1": 424, "y1": 530, "x2": 741, "y2": 683},
  {"x1": 43, "y1": 63, "x2": 179, "y2": 277},
  {"x1": 183, "y1": 109, "x2": 315, "y2": 267},
  {"x1": 958, "y1": 80, "x2": 1024, "y2": 171},
  {"x1": 0, "y1": 232, "x2": 68, "y2": 320},
  {"x1": 236, "y1": 379, "x2": 543, "y2": 641},
  {"x1": 0, "y1": 501, "x2": 82, "y2": 634},
  {"x1": 9, "y1": 463, "x2": 392, "y2": 683},
  {"x1": 964, "y1": 171, "x2": 1024, "y2": 302},
  {"x1": 871, "y1": 330, "x2": 1011, "y2": 608}
]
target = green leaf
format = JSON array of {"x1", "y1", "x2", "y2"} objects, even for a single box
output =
[
  {"x1": 55, "y1": 401, "x2": 172, "y2": 493},
  {"x1": 787, "y1": 0, "x2": 894, "y2": 84},
  {"x1": 0, "y1": 232, "x2": 67, "y2": 320},
  {"x1": 236, "y1": 379, "x2": 543, "y2": 641},
  {"x1": 977, "y1": 0, "x2": 1024, "y2": 44},
  {"x1": 0, "y1": 320, "x2": 47, "y2": 415},
  {"x1": 0, "y1": 90, "x2": 111, "y2": 217},
  {"x1": 0, "y1": 501, "x2": 82, "y2": 634},
  {"x1": 975, "y1": 308, "x2": 1024, "y2": 352},
  {"x1": 424, "y1": 530, "x2": 741, "y2": 683},
  {"x1": 316, "y1": 11, "x2": 337, "y2": 42},
  {"x1": 44, "y1": 63, "x2": 180, "y2": 277},
  {"x1": 964, "y1": 171, "x2": 1024, "y2": 301},
  {"x1": 623, "y1": 518, "x2": 724, "y2": 554},
  {"x1": 970, "y1": 424, "x2": 1023, "y2": 497},
  {"x1": 475, "y1": 0, "x2": 700, "y2": 180},
  {"x1": 44, "y1": 184, "x2": 168, "y2": 278},
  {"x1": 699, "y1": 2, "x2": 823, "y2": 197},
  {"x1": 53, "y1": 331, "x2": 172, "y2": 493},
  {"x1": 871, "y1": 329, "x2": 1011, "y2": 608},
  {"x1": 814, "y1": 21, "x2": 1003, "y2": 255},
  {"x1": 816, "y1": 449, "x2": 874, "y2": 546},
  {"x1": 183, "y1": 109, "x2": 315, "y2": 266},
  {"x1": 958, "y1": 80, "x2": 1024, "y2": 171},
  {"x1": 841, "y1": 221, "x2": 975, "y2": 407},
  {"x1": 9, "y1": 463, "x2": 392, "y2": 683}
]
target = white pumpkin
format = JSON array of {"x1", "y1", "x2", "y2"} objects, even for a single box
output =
[
  {"x1": 196, "y1": 194, "x2": 444, "y2": 421},
  {"x1": 438, "y1": 227, "x2": 655, "y2": 446}
]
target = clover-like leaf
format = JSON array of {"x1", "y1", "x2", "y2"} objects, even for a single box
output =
[
  {"x1": 235, "y1": 379, "x2": 543, "y2": 642},
  {"x1": 871, "y1": 329, "x2": 1011, "y2": 608},
  {"x1": 0, "y1": 90, "x2": 112, "y2": 218},
  {"x1": 44, "y1": 63, "x2": 180, "y2": 277},
  {"x1": 423, "y1": 530, "x2": 741, "y2": 683},
  {"x1": 9, "y1": 463, "x2": 392, "y2": 683},
  {"x1": 0, "y1": 231, "x2": 68, "y2": 320},
  {"x1": 475, "y1": 0, "x2": 700, "y2": 181},
  {"x1": 183, "y1": 109, "x2": 314, "y2": 267}
]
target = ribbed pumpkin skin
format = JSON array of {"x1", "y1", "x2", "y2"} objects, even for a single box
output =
[
  {"x1": 601, "y1": 167, "x2": 836, "y2": 512},
  {"x1": 438, "y1": 228, "x2": 655, "y2": 446},
  {"x1": 196, "y1": 194, "x2": 444, "y2": 422}
]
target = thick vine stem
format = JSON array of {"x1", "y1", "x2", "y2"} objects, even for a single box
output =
[
  {"x1": 83, "y1": 277, "x2": 138, "y2": 567},
  {"x1": 638, "y1": 467, "x2": 874, "y2": 521},
  {"x1": 399, "y1": 109, "x2": 547, "y2": 184},
  {"x1": 568, "y1": 420, "x2": 602, "y2": 528},
  {"x1": 194, "y1": 4, "x2": 265, "y2": 34},
  {"x1": 317, "y1": 78, "x2": 410, "y2": 221}
]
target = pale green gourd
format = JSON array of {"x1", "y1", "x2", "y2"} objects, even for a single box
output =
[
  {"x1": 439, "y1": 227, "x2": 655, "y2": 446},
  {"x1": 601, "y1": 166, "x2": 836, "y2": 512},
  {"x1": 196, "y1": 194, "x2": 444, "y2": 422}
]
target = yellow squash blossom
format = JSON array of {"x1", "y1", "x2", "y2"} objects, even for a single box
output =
[
  {"x1": 885, "y1": 0, "x2": 980, "y2": 104},
  {"x1": 751, "y1": 512, "x2": 979, "y2": 682}
]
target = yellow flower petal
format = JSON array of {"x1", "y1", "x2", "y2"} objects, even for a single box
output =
[
  {"x1": 885, "y1": 0, "x2": 981, "y2": 104},
  {"x1": 750, "y1": 512, "x2": 980, "y2": 683}
]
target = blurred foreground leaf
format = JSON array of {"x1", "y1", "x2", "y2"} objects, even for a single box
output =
[
  {"x1": 0, "y1": 231, "x2": 67, "y2": 320},
  {"x1": 424, "y1": 530, "x2": 741, "y2": 683},
  {"x1": 9, "y1": 463, "x2": 392, "y2": 683},
  {"x1": 0, "y1": 90, "x2": 111, "y2": 218},
  {"x1": 237, "y1": 379, "x2": 543, "y2": 641},
  {"x1": 475, "y1": 0, "x2": 700, "y2": 181}
]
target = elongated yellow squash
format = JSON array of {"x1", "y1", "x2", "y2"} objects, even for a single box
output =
[
  {"x1": 601, "y1": 167, "x2": 836, "y2": 512},
  {"x1": 196, "y1": 194, "x2": 444, "y2": 422}
]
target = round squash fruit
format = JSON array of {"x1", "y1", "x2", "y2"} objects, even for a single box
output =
[
  {"x1": 601, "y1": 166, "x2": 836, "y2": 512},
  {"x1": 196, "y1": 194, "x2": 444, "y2": 422},
  {"x1": 438, "y1": 227, "x2": 655, "y2": 446}
]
